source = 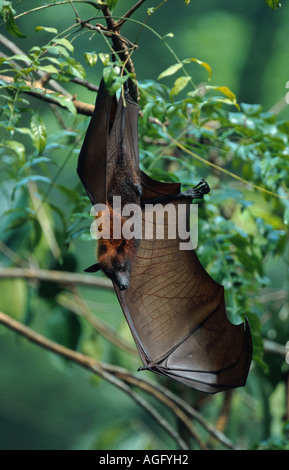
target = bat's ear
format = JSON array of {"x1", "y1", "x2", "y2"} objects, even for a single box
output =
[{"x1": 84, "y1": 263, "x2": 101, "y2": 273}]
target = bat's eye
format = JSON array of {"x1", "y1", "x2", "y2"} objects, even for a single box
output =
[
  {"x1": 117, "y1": 262, "x2": 127, "y2": 272},
  {"x1": 117, "y1": 239, "x2": 127, "y2": 253}
]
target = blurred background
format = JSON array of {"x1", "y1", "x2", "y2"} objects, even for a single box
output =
[{"x1": 0, "y1": 0, "x2": 288, "y2": 450}]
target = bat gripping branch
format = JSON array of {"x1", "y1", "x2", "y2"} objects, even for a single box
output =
[{"x1": 180, "y1": 179, "x2": 210, "y2": 200}]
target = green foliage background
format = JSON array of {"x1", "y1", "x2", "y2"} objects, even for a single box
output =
[{"x1": 0, "y1": 0, "x2": 288, "y2": 450}]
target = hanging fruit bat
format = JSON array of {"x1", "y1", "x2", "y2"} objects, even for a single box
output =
[{"x1": 77, "y1": 79, "x2": 252, "y2": 393}]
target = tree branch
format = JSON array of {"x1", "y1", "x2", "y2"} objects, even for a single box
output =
[
  {"x1": 71, "y1": 77, "x2": 98, "y2": 92},
  {"x1": 0, "y1": 266, "x2": 113, "y2": 290}
]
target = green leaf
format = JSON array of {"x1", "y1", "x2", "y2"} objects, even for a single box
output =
[
  {"x1": 158, "y1": 63, "x2": 183, "y2": 80},
  {"x1": 264, "y1": 0, "x2": 281, "y2": 10},
  {"x1": 48, "y1": 45, "x2": 70, "y2": 58},
  {"x1": 32, "y1": 217, "x2": 42, "y2": 250},
  {"x1": 65, "y1": 59, "x2": 85, "y2": 79},
  {"x1": 31, "y1": 114, "x2": 47, "y2": 153},
  {"x1": 38, "y1": 64, "x2": 59, "y2": 74},
  {"x1": 20, "y1": 157, "x2": 52, "y2": 174},
  {"x1": 170, "y1": 76, "x2": 191, "y2": 99},
  {"x1": 107, "y1": 0, "x2": 118, "y2": 11},
  {"x1": 54, "y1": 38, "x2": 74, "y2": 53},
  {"x1": 203, "y1": 85, "x2": 240, "y2": 109},
  {"x1": 35, "y1": 26, "x2": 58, "y2": 34},
  {"x1": 103, "y1": 65, "x2": 117, "y2": 88},
  {"x1": 51, "y1": 95, "x2": 77, "y2": 117},
  {"x1": 84, "y1": 52, "x2": 98, "y2": 67},
  {"x1": 108, "y1": 75, "x2": 132, "y2": 95},
  {"x1": 0, "y1": 0, "x2": 13, "y2": 13},
  {"x1": 4, "y1": 10, "x2": 27, "y2": 38},
  {"x1": 99, "y1": 53, "x2": 110, "y2": 66},
  {"x1": 15, "y1": 127, "x2": 33, "y2": 139},
  {"x1": 184, "y1": 58, "x2": 212, "y2": 79},
  {"x1": 12, "y1": 175, "x2": 51, "y2": 199},
  {"x1": 211, "y1": 86, "x2": 237, "y2": 101},
  {"x1": 4, "y1": 140, "x2": 25, "y2": 161},
  {"x1": 241, "y1": 103, "x2": 262, "y2": 116},
  {"x1": 8, "y1": 53, "x2": 29, "y2": 64}
]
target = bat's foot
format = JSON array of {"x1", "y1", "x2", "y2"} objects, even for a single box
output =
[
  {"x1": 141, "y1": 178, "x2": 210, "y2": 205},
  {"x1": 194, "y1": 178, "x2": 210, "y2": 196},
  {"x1": 182, "y1": 179, "x2": 210, "y2": 200}
]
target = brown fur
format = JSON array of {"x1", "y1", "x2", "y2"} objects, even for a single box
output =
[
  {"x1": 84, "y1": 93, "x2": 142, "y2": 290},
  {"x1": 95, "y1": 204, "x2": 139, "y2": 290},
  {"x1": 107, "y1": 154, "x2": 142, "y2": 207}
]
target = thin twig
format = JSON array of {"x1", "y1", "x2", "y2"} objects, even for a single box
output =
[
  {"x1": 0, "y1": 241, "x2": 28, "y2": 267},
  {"x1": 269, "y1": 96, "x2": 287, "y2": 115},
  {"x1": 264, "y1": 339, "x2": 287, "y2": 358},
  {"x1": 14, "y1": 1, "x2": 103, "y2": 20},
  {"x1": 70, "y1": 77, "x2": 98, "y2": 91},
  {"x1": 0, "y1": 266, "x2": 113, "y2": 290},
  {"x1": 68, "y1": 0, "x2": 79, "y2": 17},
  {"x1": 256, "y1": 289, "x2": 288, "y2": 304},
  {"x1": 215, "y1": 390, "x2": 233, "y2": 433},
  {"x1": 116, "y1": 0, "x2": 147, "y2": 29}
]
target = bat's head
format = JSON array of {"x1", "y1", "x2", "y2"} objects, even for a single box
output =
[{"x1": 85, "y1": 238, "x2": 137, "y2": 290}]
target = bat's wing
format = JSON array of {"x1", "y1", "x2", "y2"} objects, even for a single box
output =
[
  {"x1": 115, "y1": 194, "x2": 252, "y2": 393},
  {"x1": 77, "y1": 79, "x2": 140, "y2": 205}
]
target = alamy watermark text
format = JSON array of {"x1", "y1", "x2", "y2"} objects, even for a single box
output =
[{"x1": 89, "y1": 196, "x2": 199, "y2": 251}]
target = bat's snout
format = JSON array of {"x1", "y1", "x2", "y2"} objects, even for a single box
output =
[
  {"x1": 114, "y1": 268, "x2": 131, "y2": 291},
  {"x1": 118, "y1": 281, "x2": 129, "y2": 290}
]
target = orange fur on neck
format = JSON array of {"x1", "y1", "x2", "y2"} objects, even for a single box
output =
[{"x1": 96, "y1": 204, "x2": 137, "y2": 266}]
